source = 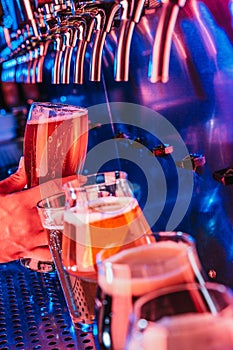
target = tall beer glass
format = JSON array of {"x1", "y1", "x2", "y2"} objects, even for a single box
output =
[
  {"x1": 21, "y1": 102, "x2": 88, "y2": 272},
  {"x1": 37, "y1": 191, "x2": 96, "y2": 331},
  {"x1": 62, "y1": 171, "x2": 153, "y2": 329}
]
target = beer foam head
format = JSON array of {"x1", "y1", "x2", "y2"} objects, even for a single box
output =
[
  {"x1": 98, "y1": 242, "x2": 195, "y2": 296},
  {"x1": 64, "y1": 196, "x2": 138, "y2": 225},
  {"x1": 27, "y1": 102, "x2": 87, "y2": 123},
  {"x1": 102, "y1": 241, "x2": 189, "y2": 265},
  {"x1": 63, "y1": 196, "x2": 145, "y2": 250}
]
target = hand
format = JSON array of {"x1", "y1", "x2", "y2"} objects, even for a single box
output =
[
  {"x1": 0, "y1": 157, "x2": 27, "y2": 194},
  {"x1": 0, "y1": 158, "x2": 85, "y2": 263}
]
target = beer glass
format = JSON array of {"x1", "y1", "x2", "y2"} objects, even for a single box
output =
[
  {"x1": 62, "y1": 171, "x2": 153, "y2": 328},
  {"x1": 95, "y1": 232, "x2": 205, "y2": 350},
  {"x1": 21, "y1": 102, "x2": 88, "y2": 272},
  {"x1": 125, "y1": 282, "x2": 233, "y2": 350},
  {"x1": 37, "y1": 190, "x2": 96, "y2": 331}
]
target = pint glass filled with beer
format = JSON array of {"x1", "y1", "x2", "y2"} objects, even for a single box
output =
[
  {"x1": 61, "y1": 171, "x2": 154, "y2": 329},
  {"x1": 95, "y1": 232, "x2": 205, "y2": 350},
  {"x1": 24, "y1": 102, "x2": 88, "y2": 187},
  {"x1": 21, "y1": 102, "x2": 88, "y2": 271}
]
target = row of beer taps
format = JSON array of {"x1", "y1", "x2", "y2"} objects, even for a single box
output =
[{"x1": 0, "y1": 0, "x2": 187, "y2": 84}]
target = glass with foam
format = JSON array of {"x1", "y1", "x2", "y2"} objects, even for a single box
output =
[
  {"x1": 62, "y1": 171, "x2": 153, "y2": 329},
  {"x1": 37, "y1": 190, "x2": 96, "y2": 332},
  {"x1": 21, "y1": 101, "x2": 88, "y2": 272}
]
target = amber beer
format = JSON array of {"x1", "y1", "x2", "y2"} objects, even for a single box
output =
[
  {"x1": 62, "y1": 196, "x2": 153, "y2": 281},
  {"x1": 24, "y1": 104, "x2": 88, "y2": 188},
  {"x1": 95, "y1": 241, "x2": 199, "y2": 350}
]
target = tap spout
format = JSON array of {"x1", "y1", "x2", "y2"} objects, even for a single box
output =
[
  {"x1": 61, "y1": 26, "x2": 78, "y2": 83},
  {"x1": 89, "y1": 2, "x2": 121, "y2": 82},
  {"x1": 114, "y1": 0, "x2": 145, "y2": 82},
  {"x1": 30, "y1": 45, "x2": 40, "y2": 83},
  {"x1": 52, "y1": 31, "x2": 66, "y2": 84},
  {"x1": 37, "y1": 39, "x2": 52, "y2": 82},
  {"x1": 149, "y1": 0, "x2": 186, "y2": 83},
  {"x1": 73, "y1": 14, "x2": 95, "y2": 84}
]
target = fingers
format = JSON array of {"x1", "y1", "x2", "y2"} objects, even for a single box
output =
[
  {"x1": 23, "y1": 246, "x2": 52, "y2": 261},
  {"x1": 0, "y1": 157, "x2": 27, "y2": 194},
  {"x1": 14, "y1": 174, "x2": 87, "y2": 209},
  {"x1": 0, "y1": 201, "x2": 49, "y2": 263},
  {"x1": 0, "y1": 174, "x2": 86, "y2": 263}
]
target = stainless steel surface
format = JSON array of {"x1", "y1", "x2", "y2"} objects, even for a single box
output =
[{"x1": 0, "y1": 260, "x2": 96, "y2": 349}]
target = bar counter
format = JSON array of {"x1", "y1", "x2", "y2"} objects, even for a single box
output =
[{"x1": 0, "y1": 260, "x2": 96, "y2": 350}]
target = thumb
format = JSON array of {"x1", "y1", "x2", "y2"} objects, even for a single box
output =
[
  {"x1": 13, "y1": 174, "x2": 87, "y2": 209},
  {"x1": 0, "y1": 157, "x2": 27, "y2": 194}
]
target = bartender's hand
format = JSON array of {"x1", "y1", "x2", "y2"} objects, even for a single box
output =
[
  {"x1": 0, "y1": 157, "x2": 83, "y2": 263},
  {"x1": 0, "y1": 157, "x2": 27, "y2": 194}
]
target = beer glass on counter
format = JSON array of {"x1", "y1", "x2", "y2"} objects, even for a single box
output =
[
  {"x1": 62, "y1": 171, "x2": 154, "y2": 329},
  {"x1": 37, "y1": 190, "x2": 96, "y2": 331},
  {"x1": 95, "y1": 232, "x2": 206, "y2": 350},
  {"x1": 125, "y1": 282, "x2": 233, "y2": 350},
  {"x1": 21, "y1": 102, "x2": 88, "y2": 272}
]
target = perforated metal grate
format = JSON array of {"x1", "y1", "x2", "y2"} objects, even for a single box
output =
[{"x1": 0, "y1": 261, "x2": 96, "y2": 350}]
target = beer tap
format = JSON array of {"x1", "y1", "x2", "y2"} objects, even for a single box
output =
[
  {"x1": 30, "y1": 42, "x2": 42, "y2": 83},
  {"x1": 52, "y1": 29, "x2": 66, "y2": 84},
  {"x1": 114, "y1": 0, "x2": 145, "y2": 82},
  {"x1": 35, "y1": 1, "x2": 57, "y2": 83},
  {"x1": 88, "y1": 1, "x2": 122, "y2": 82},
  {"x1": 0, "y1": 0, "x2": 13, "y2": 80},
  {"x1": 149, "y1": 0, "x2": 186, "y2": 83},
  {"x1": 36, "y1": 39, "x2": 52, "y2": 82},
  {"x1": 29, "y1": 4, "x2": 48, "y2": 83},
  {"x1": 35, "y1": 0, "x2": 64, "y2": 84},
  {"x1": 25, "y1": 40, "x2": 34, "y2": 83},
  {"x1": 73, "y1": 13, "x2": 95, "y2": 84},
  {"x1": 61, "y1": 24, "x2": 78, "y2": 83},
  {"x1": 20, "y1": 0, "x2": 40, "y2": 38},
  {"x1": 8, "y1": 0, "x2": 41, "y2": 83},
  {"x1": 46, "y1": 0, "x2": 78, "y2": 84}
]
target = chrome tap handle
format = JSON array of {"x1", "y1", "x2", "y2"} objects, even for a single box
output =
[
  {"x1": 30, "y1": 45, "x2": 40, "y2": 83},
  {"x1": 52, "y1": 31, "x2": 66, "y2": 84},
  {"x1": 114, "y1": 0, "x2": 145, "y2": 82},
  {"x1": 27, "y1": 46, "x2": 34, "y2": 83},
  {"x1": 89, "y1": 2, "x2": 121, "y2": 82},
  {"x1": 61, "y1": 26, "x2": 78, "y2": 83},
  {"x1": 21, "y1": 0, "x2": 40, "y2": 37},
  {"x1": 37, "y1": 39, "x2": 52, "y2": 82},
  {"x1": 149, "y1": 0, "x2": 186, "y2": 83},
  {"x1": 73, "y1": 14, "x2": 95, "y2": 84}
]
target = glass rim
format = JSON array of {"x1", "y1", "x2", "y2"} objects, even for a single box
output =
[
  {"x1": 153, "y1": 231, "x2": 196, "y2": 246},
  {"x1": 63, "y1": 171, "x2": 129, "y2": 190},
  {"x1": 36, "y1": 192, "x2": 65, "y2": 209},
  {"x1": 132, "y1": 281, "x2": 233, "y2": 316},
  {"x1": 30, "y1": 101, "x2": 88, "y2": 113},
  {"x1": 96, "y1": 240, "x2": 196, "y2": 272}
]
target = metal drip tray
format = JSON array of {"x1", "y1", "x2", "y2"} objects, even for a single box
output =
[{"x1": 0, "y1": 261, "x2": 96, "y2": 350}]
